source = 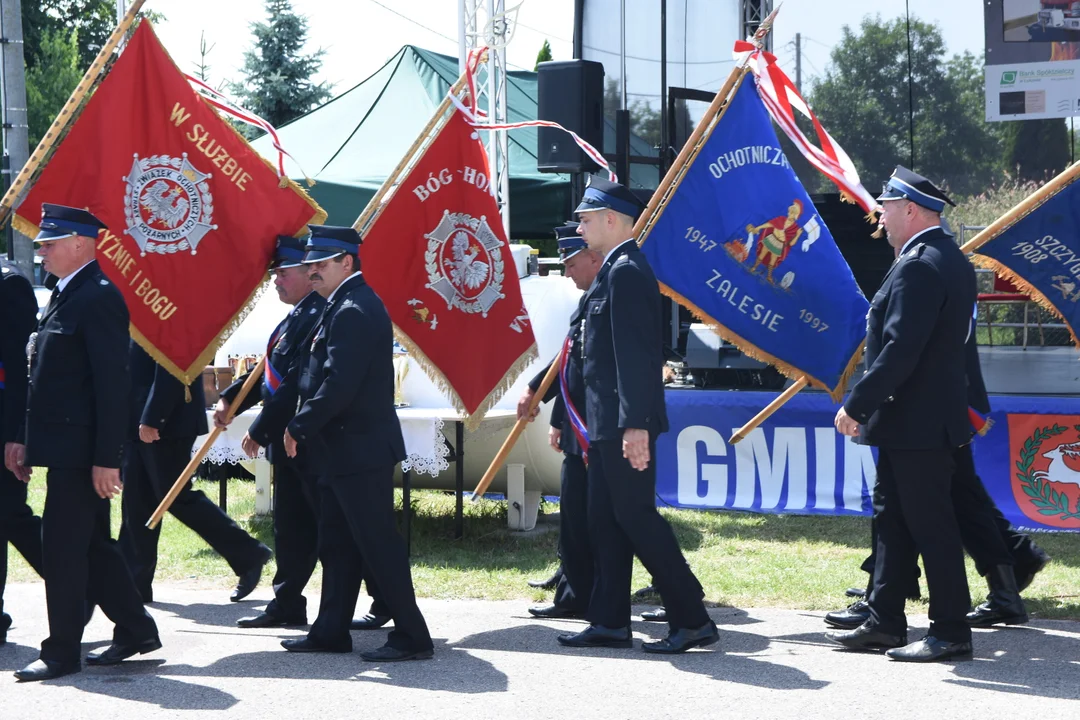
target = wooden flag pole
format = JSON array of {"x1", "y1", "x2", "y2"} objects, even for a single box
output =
[
  {"x1": 0, "y1": 0, "x2": 148, "y2": 228},
  {"x1": 353, "y1": 72, "x2": 471, "y2": 235},
  {"x1": 470, "y1": 354, "x2": 561, "y2": 500},
  {"x1": 146, "y1": 355, "x2": 265, "y2": 529},
  {"x1": 729, "y1": 376, "x2": 809, "y2": 444},
  {"x1": 959, "y1": 159, "x2": 1080, "y2": 255}
]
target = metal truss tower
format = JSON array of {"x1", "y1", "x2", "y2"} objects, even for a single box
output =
[
  {"x1": 458, "y1": 0, "x2": 515, "y2": 238},
  {"x1": 741, "y1": 0, "x2": 774, "y2": 50}
]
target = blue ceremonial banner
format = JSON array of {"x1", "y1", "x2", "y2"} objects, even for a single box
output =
[
  {"x1": 657, "y1": 388, "x2": 1080, "y2": 532},
  {"x1": 639, "y1": 74, "x2": 869, "y2": 398},
  {"x1": 968, "y1": 175, "x2": 1080, "y2": 347}
]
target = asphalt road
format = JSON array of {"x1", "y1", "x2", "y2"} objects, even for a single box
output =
[{"x1": 1, "y1": 582, "x2": 1078, "y2": 719}]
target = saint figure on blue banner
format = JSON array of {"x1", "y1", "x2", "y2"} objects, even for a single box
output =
[{"x1": 639, "y1": 74, "x2": 869, "y2": 398}]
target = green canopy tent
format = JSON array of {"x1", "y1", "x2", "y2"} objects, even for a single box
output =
[{"x1": 252, "y1": 46, "x2": 657, "y2": 240}]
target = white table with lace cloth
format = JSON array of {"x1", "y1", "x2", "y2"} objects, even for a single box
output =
[{"x1": 194, "y1": 407, "x2": 453, "y2": 515}]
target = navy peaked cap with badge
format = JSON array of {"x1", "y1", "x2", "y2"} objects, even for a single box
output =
[
  {"x1": 271, "y1": 235, "x2": 308, "y2": 269},
  {"x1": 575, "y1": 175, "x2": 646, "y2": 220},
  {"x1": 35, "y1": 203, "x2": 107, "y2": 242},
  {"x1": 302, "y1": 224, "x2": 362, "y2": 263},
  {"x1": 554, "y1": 221, "x2": 587, "y2": 261},
  {"x1": 877, "y1": 166, "x2": 956, "y2": 214}
]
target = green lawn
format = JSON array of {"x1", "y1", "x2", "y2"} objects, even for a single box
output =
[{"x1": 7, "y1": 471, "x2": 1080, "y2": 619}]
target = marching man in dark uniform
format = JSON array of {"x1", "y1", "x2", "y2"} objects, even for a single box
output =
[
  {"x1": 556, "y1": 177, "x2": 718, "y2": 654},
  {"x1": 280, "y1": 225, "x2": 432, "y2": 662},
  {"x1": 117, "y1": 339, "x2": 272, "y2": 605},
  {"x1": 216, "y1": 236, "x2": 326, "y2": 627},
  {"x1": 1, "y1": 258, "x2": 44, "y2": 646},
  {"x1": 828, "y1": 167, "x2": 977, "y2": 662},
  {"x1": 518, "y1": 222, "x2": 601, "y2": 620},
  {"x1": 8, "y1": 204, "x2": 160, "y2": 681}
]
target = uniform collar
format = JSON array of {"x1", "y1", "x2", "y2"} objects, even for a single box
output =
[
  {"x1": 326, "y1": 272, "x2": 363, "y2": 304},
  {"x1": 897, "y1": 225, "x2": 941, "y2": 258},
  {"x1": 602, "y1": 238, "x2": 636, "y2": 267},
  {"x1": 56, "y1": 260, "x2": 94, "y2": 293}
]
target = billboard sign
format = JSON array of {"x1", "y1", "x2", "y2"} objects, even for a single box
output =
[{"x1": 985, "y1": 0, "x2": 1080, "y2": 121}]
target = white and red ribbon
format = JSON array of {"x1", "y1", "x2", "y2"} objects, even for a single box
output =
[
  {"x1": 184, "y1": 74, "x2": 308, "y2": 182},
  {"x1": 451, "y1": 48, "x2": 616, "y2": 182},
  {"x1": 733, "y1": 40, "x2": 879, "y2": 215}
]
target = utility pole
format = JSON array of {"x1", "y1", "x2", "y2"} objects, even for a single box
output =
[
  {"x1": 794, "y1": 32, "x2": 801, "y2": 94},
  {"x1": 1, "y1": 0, "x2": 31, "y2": 273}
]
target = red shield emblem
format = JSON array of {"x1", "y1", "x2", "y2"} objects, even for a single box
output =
[{"x1": 1007, "y1": 413, "x2": 1080, "y2": 529}]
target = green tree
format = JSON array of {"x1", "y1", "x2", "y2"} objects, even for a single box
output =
[
  {"x1": 24, "y1": 28, "x2": 83, "y2": 149},
  {"x1": 230, "y1": 0, "x2": 333, "y2": 129},
  {"x1": 1002, "y1": 119, "x2": 1070, "y2": 182},
  {"x1": 807, "y1": 16, "x2": 1002, "y2": 196},
  {"x1": 534, "y1": 39, "x2": 552, "y2": 70}
]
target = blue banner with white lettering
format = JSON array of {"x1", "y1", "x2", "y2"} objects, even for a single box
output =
[
  {"x1": 970, "y1": 177, "x2": 1080, "y2": 347},
  {"x1": 658, "y1": 388, "x2": 1080, "y2": 532},
  {"x1": 639, "y1": 75, "x2": 869, "y2": 398}
]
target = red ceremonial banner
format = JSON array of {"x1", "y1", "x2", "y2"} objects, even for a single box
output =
[
  {"x1": 361, "y1": 110, "x2": 537, "y2": 423},
  {"x1": 13, "y1": 22, "x2": 325, "y2": 384}
]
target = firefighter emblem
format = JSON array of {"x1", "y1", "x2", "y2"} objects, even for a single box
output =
[
  {"x1": 122, "y1": 153, "x2": 217, "y2": 255},
  {"x1": 424, "y1": 210, "x2": 506, "y2": 317}
]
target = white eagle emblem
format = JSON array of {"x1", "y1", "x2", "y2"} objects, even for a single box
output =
[
  {"x1": 122, "y1": 153, "x2": 217, "y2": 255},
  {"x1": 424, "y1": 211, "x2": 505, "y2": 316}
]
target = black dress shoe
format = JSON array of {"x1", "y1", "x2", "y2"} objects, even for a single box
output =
[
  {"x1": 237, "y1": 612, "x2": 307, "y2": 629},
  {"x1": 528, "y1": 604, "x2": 585, "y2": 619},
  {"x1": 640, "y1": 607, "x2": 667, "y2": 622},
  {"x1": 14, "y1": 659, "x2": 81, "y2": 682},
  {"x1": 886, "y1": 635, "x2": 973, "y2": 662},
  {"x1": 824, "y1": 600, "x2": 871, "y2": 629},
  {"x1": 825, "y1": 623, "x2": 907, "y2": 652},
  {"x1": 86, "y1": 637, "x2": 162, "y2": 666},
  {"x1": 0, "y1": 612, "x2": 10, "y2": 645},
  {"x1": 527, "y1": 567, "x2": 563, "y2": 590},
  {"x1": 642, "y1": 620, "x2": 720, "y2": 654},
  {"x1": 281, "y1": 637, "x2": 351, "y2": 653},
  {"x1": 350, "y1": 613, "x2": 392, "y2": 630},
  {"x1": 966, "y1": 602, "x2": 1028, "y2": 628},
  {"x1": 360, "y1": 645, "x2": 434, "y2": 662},
  {"x1": 845, "y1": 586, "x2": 866, "y2": 598},
  {"x1": 557, "y1": 624, "x2": 633, "y2": 649},
  {"x1": 232, "y1": 545, "x2": 273, "y2": 602}
]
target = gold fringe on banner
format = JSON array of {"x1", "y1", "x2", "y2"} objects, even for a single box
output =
[
  {"x1": 657, "y1": 280, "x2": 864, "y2": 402},
  {"x1": 393, "y1": 325, "x2": 538, "y2": 431},
  {"x1": 969, "y1": 254, "x2": 1080, "y2": 350}
]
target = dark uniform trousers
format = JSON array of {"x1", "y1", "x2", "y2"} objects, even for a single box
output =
[
  {"x1": 0, "y1": 468, "x2": 44, "y2": 618},
  {"x1": 41, "y1": 468, "x2": 156, "y2": 665},
  {"x1": 587, "y1": 439, "x2": 707, "y2": 630},
  {"x1": 264, "y1": 458, "x2": 319, "y2": 620},
  {"x1": 309, "y1": 467, "x2": 430, "y2": 652},
  {"x1": 861, "y1": 443, "x2": 1022, "y2": 590},
  {"x1": 552, "y1": 453, "x2": 591, "y2": 613},
  {"x1": 868, "y1": 447, "x2": 971, "y2": 643},
  {"x1": 119, "y1": 437, "x2": 267, "y2": 597}
]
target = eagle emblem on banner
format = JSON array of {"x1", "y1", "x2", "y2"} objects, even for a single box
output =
[
  {"x1": 123, "y1": 152, "x2": 216, "y2": 255},
  {"x1": 424, "y1": 210, "x2": 506, "y2": 317}
]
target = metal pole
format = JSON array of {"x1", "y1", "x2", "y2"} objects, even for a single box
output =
[
  {"x1": 905, "y1": 0, "x2": 916, "y2": 169},
  {"x1": 795, "y1": 32, "x2": 802, "y2": 93},
  {"x1": 457, "y1": 0, "x2": 468, "y2": 74},
  {"x1": 1, "y1": 0, "x2": 31, "y2": 273}
]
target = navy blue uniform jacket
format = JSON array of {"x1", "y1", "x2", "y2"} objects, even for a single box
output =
[
  {"x1": 128, "y1": 341, "x2": 208, "y2": 440},
  {"x1": 1, "y1": 261, "x2": 37, "y2": 445},
  {"x1": 287, "y1": 275, "x2": 406, "y2": 476},
  {"x1": 844, "y1": 229, "x2": 977, "y2": 449},
  {"x1": 21, "y1": 261, "x2": 130, "y2": 469},
  {"x1": 222, "y1": 291, "x2": 325, "y2": 464},
  {"x1": 578, "y1": 240, "x2": 668, "y2": 442}
]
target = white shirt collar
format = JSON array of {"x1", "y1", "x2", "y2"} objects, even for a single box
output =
[
  {"x1": 602, "y1": 239, "x2": 636, "y2": 266},
  {"x1": 56, "y1": 260, "x2": 94, "y2": 293},
  {"x1": 898, "y1": 225, "x2": 941, "y2": 258},
  {"x1": 326, "y1": 272, "x2": 362, "y2": 304}
]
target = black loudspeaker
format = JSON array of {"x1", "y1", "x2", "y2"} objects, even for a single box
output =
[
  {"x1": 811, "y1": 193, "x2": 893, "y2": 298},
  {"x1": 536, "y1": 60, "x2": 605, "y2": 173}
]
